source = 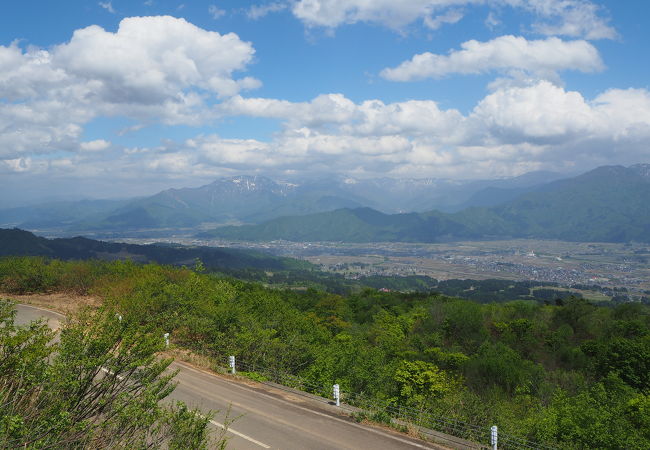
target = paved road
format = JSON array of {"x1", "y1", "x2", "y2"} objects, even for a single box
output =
[
  {"x1": 14, "y1": 304, "x2": 65, "y2": 330},
  {"x1": 14, "y1": 304, "x2": 445, "y2": 450}
]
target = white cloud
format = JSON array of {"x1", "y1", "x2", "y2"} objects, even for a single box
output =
[
  {"x1": 292, "y1": 0, "x2": 456, "y2": 30},
  {"x1": 470, "y1": 82, "x2": 650, "y2": 144},
  {"x1": 291, "y1": 0, "x2": 616, "y2": 39},
  {"x1": 423, "y1": 9, "x2": 464, "y2": 30},
  {"x1": 220, "y1": 94, "x2": 463, "y2": 138},
  {"x1": 208, "y1": 5, "x2": 226, "y2": 19},
  {"x1": 0, "y1": 16, "x2": 260, "y2": 159},
  {"x1": 8, "y1": 81, "x2": 649, "y2": 190},
  {"x1": 186, "y1": 84, "x2": 650, "y2": 179},
  {"x1": 0, "y1": 100, "x2": 86, "y2": 159},
  {"x1": 470, "y1": 80, "x2": 594, "y2": 141},
  {"x1": 0, "y1": 11, "x2": 643, "y2": 188},
  {"x1": 0, "y1": 43, "x2": 68, "y2": 101},
  {"x1": 80, "y1": 139, "x2": 111, "y2": 152},
  {"x1": 523, "y1": 0, "x2": 617, "y2": 40},
  {"x1": 98, "y1": 1, "x2": 115, "y2": 14},
  {"x1": 381, "y1": 35, "x2": 603, "y2": 82},
  {"x1": 1, "y1": 157, "x2": 33, "y2": 173},
  {"x1": 53, "y1": 16, "x2": 257, "y2": 102},
  {"x1": 247, "y1": 2, "x2": 288, "y2": 20}
]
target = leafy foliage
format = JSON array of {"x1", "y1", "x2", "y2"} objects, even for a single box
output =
[
  {"x1": 0, "y1": 299, "x2": 219, "y2": 449},
  {"x1": 1, "y1": 256, "x2": 649, "y2": 448}
]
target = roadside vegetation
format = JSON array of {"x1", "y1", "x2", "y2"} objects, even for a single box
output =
[
  {"x1": 0, "y1": 296, "x2": 224, "y2": 448},
  {"x1": 1, "y1": 256, "x2": 649, "y2": 449}
]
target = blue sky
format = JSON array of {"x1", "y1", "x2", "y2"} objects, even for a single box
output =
[{"x1": 1, "y1": 0, "x2": 649, "y2": 204}]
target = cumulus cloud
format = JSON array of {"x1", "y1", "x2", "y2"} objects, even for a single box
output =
[
  {"x1": 291, "y1": 0, "x2": 615, "y2": 39},
  {"x1": 53, "y1": 16, "x2": 257, "y2": 102},
  {"x1": 8, "y1": 82, "x2": 649, "y2": 190},
  {"x1": 161, "y1": 84, "x2": 650, "y2": 180},
  {"x1": 381, "y1": 35, "x2": 603, "y2": 82},
  {"x1": 219, "y1": 94, "x2": 463, "y2": 138},
  {"x1": 0, "y1": 16, "x2": 259, "y2": 158},
  {"x1": 470, "y1": 82, "x2": 650, "y2": 143},
  {"x1": 0, "y1": 100, "x2": 86, "y2": 159}
]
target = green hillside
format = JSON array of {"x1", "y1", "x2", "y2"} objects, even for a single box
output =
[
  {"x1": 489, "y1": 165, "x2": 650, "y2": 241},
  {"x1": 202, "y1": 164, "x2": 650, "y2": 243},
  {"x1": 2, "y1": 257, "x2": 649, "y2": 449},
  {"x1": 201, "y1": 207, "x2": 478, "y2": 242},
  {"x1": 0, "y1": 228, "x2": 310, "y2": 271}
]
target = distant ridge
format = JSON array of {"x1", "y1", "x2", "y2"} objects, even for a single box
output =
[
  {"x1": 0, "y1": 228, "x2": 310, "y2": 271},
  {"x1": 0, "y1": 171, "x2": 567, "y2": 234},
  {"x1": 37, "y1": 175, "x2": 362, "y2": 232},
  {"x1": 201, "y1": 164, "x2": 650, "y2": 243}
]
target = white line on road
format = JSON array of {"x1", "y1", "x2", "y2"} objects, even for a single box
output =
[
  {"x1": 210, "y1": 420, "x2": 271, "y2": 448},
  {"x1": 177, "y1": 362, "x2": 437, "y2": 449},
  {"x1": 15, "y1": 304, "x2": 66, "y2": 319}
]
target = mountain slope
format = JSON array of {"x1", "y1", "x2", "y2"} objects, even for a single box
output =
[
  {"x1": 487, "y1": 164, "x2": 650, "y2": 241},
  {"x1": 0, "y1": 199, "x2": 132, "y2": 229},
  {"x1": 200, "y1": 207, "x2": 478, "y2": 242},
  {"x1": 0, "y1": 228, "x2": 310, "y2": 271},
  {"x1": 75, "y1": 175, "x2": 362, "y2": 231},
  {"x1": 3, "y1": 171, "x2": 571, "y2": 234},
  {"x1": 202, "y1": 164, "x2": 650, "y2": 243}
]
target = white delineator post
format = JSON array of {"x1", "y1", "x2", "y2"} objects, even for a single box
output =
[
  {"x1": 491, "y1": 425, "x2": 498, "y2": 450},
  {"x1": 333, "y1": 384, "x2": 340, "y2": 407},
  {"x1": 229, "y1": 356, "x2": 236, "y2": 374},
  {"x1": 163, "y1": 333, "x2": 170, "y2": 348}
]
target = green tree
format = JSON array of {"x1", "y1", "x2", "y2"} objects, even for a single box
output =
[
  {"x1": 0, "y1": 300, "x2": 223, "y2": 449},
  {"x1": 392, "y1": 360, "x2": 454, "y2": 410}
]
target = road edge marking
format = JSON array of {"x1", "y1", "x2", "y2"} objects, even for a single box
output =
[
  {"x1": 14, "y1": 303, "x2": 66, "y2": 319},
  {"x1": 176, "y1": 361, "x2": 437, "y2": 449},
  {"x1": 209, "y1": 420, "x2": 271, "y2": 448}
]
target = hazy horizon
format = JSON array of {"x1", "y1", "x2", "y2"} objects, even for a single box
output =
[{"x1": 1, "y1": 165, "x2": 589, "y2": 209}]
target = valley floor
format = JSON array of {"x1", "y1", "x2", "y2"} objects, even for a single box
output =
[{"x1": 106, "y1": 236, "x2": 650, "y2": 297}]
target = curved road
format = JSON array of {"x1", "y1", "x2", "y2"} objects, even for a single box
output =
[{"x1": 14, "y1": 304, "x2": 447, "y2": 450}]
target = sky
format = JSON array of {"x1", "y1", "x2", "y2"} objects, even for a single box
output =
[{"x1": 1, "y1": 0, "x2": 649, "y2": 205}]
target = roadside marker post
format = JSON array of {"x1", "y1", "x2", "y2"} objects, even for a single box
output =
[
  {"x1": 333, "y1": 384, "x2": 340, "y2": 407},
  {"x1": 229, "y1": 355, "x2": 236, "y2": 374},
  {"x1": 163, "y1": 332, "x2": 169, "y2": 348},
  {"x1": 491, "y1": 425, "x2": 498, "y2": 450}
]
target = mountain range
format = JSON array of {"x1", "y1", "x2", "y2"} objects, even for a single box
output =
[
  {"x1": 0, "y1": 171, "x2": 563, "y2": 234},
  {"x1": 202, "y1": 164, "x2": 650, "y2": 243},
  {"x1": 2, "y1": 165, "x2": 648, "y2": 244}
]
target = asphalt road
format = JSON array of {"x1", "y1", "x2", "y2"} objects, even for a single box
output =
[
  {"x1": 13, "y1": 304, "x2": 445, "y2": 450},
  {"x1": 14, "y1": 303, "x2": 65, "y2": 330}
]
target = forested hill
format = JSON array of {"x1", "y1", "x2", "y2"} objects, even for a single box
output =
[
  {"x1": 0, "y1": 228, "x2": 309, "y2": 271},
  {"x1": 1, "y1": 257, "x2": 649, "y2": 449},
  {"x1": 202, "y1": 164, "x2": 650, "y2": 243},
  {"x1": 200, "y1": 207, "x2": 474, "y2": 242}
]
